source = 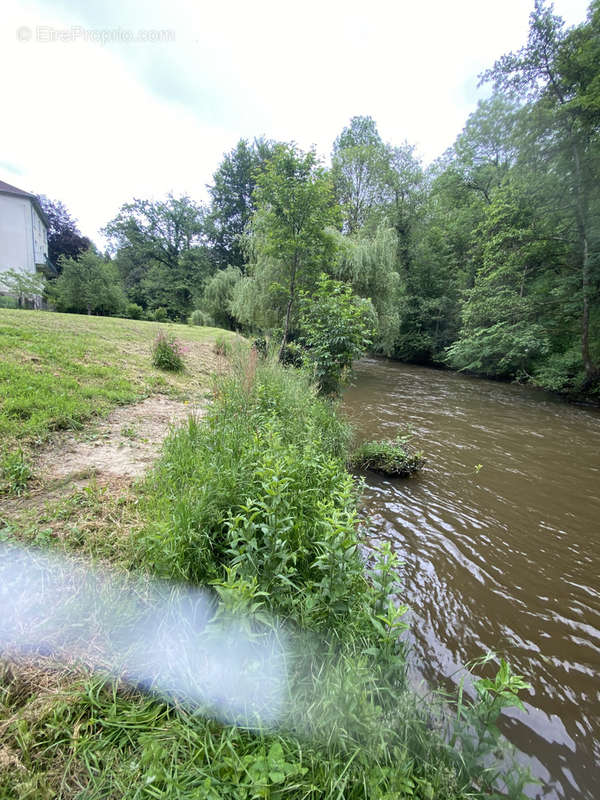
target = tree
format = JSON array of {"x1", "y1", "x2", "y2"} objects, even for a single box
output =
[
  {"x1": 332, "y1": 116, "x2": 390, "y2": 233},
  {"x1": 0, "y1": 269, "x2": 46, "y2": 308},
  {"x1": 299, "y1": 274, "x2": 375, "y2": 395},
  {"x1": 330, "y1": 226, "x2": 400, "y2": 355},
  {"x1": 51, "y1": 251, "x2": 126, "y2": 316},
  {"x1": 104, "y1": 195, "x2": 210, "y2": 319},
  {"x1": 481, "y1": 0, "x2": 600, "y2": 385},
  {"x1": 247, "y1": 144, "x2": 341, "y2": 356},
  {"x1": 38, "y1": 197, "x2": 91, "y2": 269},
  {"x1": 199, "y1": 266, "x2": 242, "y2": 330},
  {"x1": 205, "y1": 138, "x2": 274, "y2": 269}
]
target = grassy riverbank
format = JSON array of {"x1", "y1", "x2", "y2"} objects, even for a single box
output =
[
  {"x1": 0, "y1": 312, "x2": 531, "y2": 798},
  {"x1": 0, "y1": 309, "x2": 236, "y2": 450}
]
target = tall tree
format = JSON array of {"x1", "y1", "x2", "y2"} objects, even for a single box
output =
[
  {"x1": 239, "y1": 144, "x2": 340, "y2": 355},
  {"x1": 205, "y1": 138, "x2": 274, "y2": 269},
  {"x1": 104, "y1": 195, "x2": 210, "y2": 319},
  {"x1": 38, "y1": 197, "x2": 91, "y2": 269},
  {"x1": 481, "y1": 0, "x2": 600, "y2": 385},
  {"x1": 332, "y1": 116, "x2": 390, "y2": 233}
]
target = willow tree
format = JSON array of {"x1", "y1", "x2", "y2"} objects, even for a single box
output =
[
  {"x1": 245, "y1": 144, "x2": 340, "y2": 356},
  {"x1": 331, "y1": 227, "x2": 400, "y2": 355}
]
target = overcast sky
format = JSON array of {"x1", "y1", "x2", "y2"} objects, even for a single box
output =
[{"x1": 0, "y1": 0, "x2": 591, "y2": 245}]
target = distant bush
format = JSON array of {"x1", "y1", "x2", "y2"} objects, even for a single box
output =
[
  {"x1": 213, "y1": 334, "x2": 232, "y2": 357},
  {"x1": 151, "y1": 331, "x2": 184, "y2": 371},
  {"x1": 0, "y1": 296, "x2": 18, "y2": 309},
  {"x1": 350, "y1": 435, "x2": 424, "y2": 477},
  {"x1": 252, "y1": 336, "x2": 267, "y2": 358},
  {"x1": 152, "y1": 307, "x2": 168, "y2": 322},
  {"x1": 126, "y1": 302, "x2": 144, "y2": 320},
  {"x1": 188, "y1": 309, "x2": 212, "y2": 327}
]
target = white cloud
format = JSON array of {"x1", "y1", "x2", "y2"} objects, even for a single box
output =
[{"x1": 0, "y1": 0, "x2": 591, "y2": 244}]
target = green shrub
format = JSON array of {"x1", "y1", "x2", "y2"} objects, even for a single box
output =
[
  {"x1": 0, "y1": 448, "x2": 32, "y2": 494},
  {"x1": 152, "y1": 306, "x2": 168, "y2": 322},
  {"x1": 350, "y1": 435, "x2": 424, "y2": 477},
  {"x1": 252, "y1": 335, "x2": 268, "y2": 358},
  {"x1": 188, "y1": 309, "x2": 212, "y2": 327},
  {"x1": 151, "y1": 331, "x2": 184, "y2": 371},
  {"x1": 0, "y1": 295, "x2": 18, "y2": 309},
  {"x1": 299, "y1": 274, "x2": 375, "y2": 395},
  {"x1": 126, "y1": 302, "x2": 144, "y2": 320}
]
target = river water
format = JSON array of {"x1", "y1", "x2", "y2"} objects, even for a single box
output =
[{"x1": 343, "y1": 358, "x2": 600, "y2": 800}]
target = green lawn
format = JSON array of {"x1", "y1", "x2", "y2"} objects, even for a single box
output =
[{"x1": 0, "y1": 309, "x2": 236, "y2": 448}]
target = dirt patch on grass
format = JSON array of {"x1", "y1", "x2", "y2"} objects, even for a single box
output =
[{"x1": 37, "y1": 395, "x2": 204, "y2": 483}]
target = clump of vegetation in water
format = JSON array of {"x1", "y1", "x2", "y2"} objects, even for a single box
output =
[
  {"x1": 151, "y1": 330, "x2": 184, "y2": 371},
  {"x1": 350, "y1": 435, "x2": 424, "y2": 477}
]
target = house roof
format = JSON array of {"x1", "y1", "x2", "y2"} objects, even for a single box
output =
[{"x1": 0, "y1": 179, "x2": 49, "y2": 228}]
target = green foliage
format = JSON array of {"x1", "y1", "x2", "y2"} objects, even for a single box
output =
[
  {"x1": 0, "y1": 448, "x2": 32, "y2": 495},
  {"x1": 151, "y1": 331, "x2": 185, "y2": 372},
  {"x1": 332, "y1": 227, "x2": 401, "y2": 355},
  {"x1": 0, "y1": 295, "x2": 18, "y2": 309},
  {"x1": 299, "y1": 274, "x2": 375, "y2": 395},
  {"x1": 205, "y1": 137, "x2": 275, "y2": 268},
  {"x1": 51, "y1": 250, "x2": 126, "y2": 316},
  {"x1": 130, "y1": 355, "x2": 532, "y2": 798},
  {"x1": 152, "y1": 306, "x2": 168, "y2": 322},
  {"x1": 200, "y1": 266, "x2": 242, "y2": 329},
  {"x1": 0, "y1": 269, "x2": 46, "y2": 308},
  {"x1": 125, "y1": 301, "x2": 143, "y2": 319},
  {"x1": 251, "y1": 336, "x2": 267, "y2": 357},
  {"x1": 241, "y1": 143, "x2": 341, "y2": 350},
  {"x1": 350, "y1": 435, "x2": 424, "y2": 477},
  {"x1": 332, "y1": 115, "x2": 390, "y2": 233},
  {"x1": 188, "y1": 309, "x2": 213, "y2": 326},
  {"x1": 105, "y1": 194, "x2": 212, "y2": 321}
]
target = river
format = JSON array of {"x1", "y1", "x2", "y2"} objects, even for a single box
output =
[{"x1": 343, "y1": 358, "x2": 600, "y2": 800}]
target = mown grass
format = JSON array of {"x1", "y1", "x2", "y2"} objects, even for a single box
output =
[
  {"x1": 0, "y1": 309, "x2": 237, "y2": 450},
  {"x1": 0, "y1": 348, "x2": 533, "y2": 799}
]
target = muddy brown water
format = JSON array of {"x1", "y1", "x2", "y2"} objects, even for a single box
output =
[{"x1": 343, "y1": 358, "x2": 600, "y2": 800}]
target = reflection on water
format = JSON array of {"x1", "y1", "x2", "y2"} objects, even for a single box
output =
[{"x1": 343, "y1": 359, "x2": 600, "y2": 800}]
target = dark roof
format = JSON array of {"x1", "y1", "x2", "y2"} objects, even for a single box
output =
[{"x1": 0, "y1": 179, "x2": 49, "y2": 228}]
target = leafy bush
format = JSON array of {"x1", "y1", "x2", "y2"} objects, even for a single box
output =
[
  {"x1": 188, "y1": 309, "x2": 213, "y2": 327},
  {"x1": 299, "y1": 274, "x2": 375, "y2": 395},
  {"x1": 152, "y1": 307, "x2": 168, "y2": 322},
  {"x1": 51, "y1": 251, "x2": 126, "y2": 316},
  {"x1": 0, "y1": 448, "x2": 32, "y2": 495},
  {"x1": 350, "y1": 435, "x2": 424, "y2": 477},
  {"x1": 151, "y1": 331, "x2": 184, "y2": 371},
  {"x1": 126, "y1": 302, "x2": 143, "y2": 320},
  {"x1": 252, "y1": 336, "x2": 268, "y2": 357}
]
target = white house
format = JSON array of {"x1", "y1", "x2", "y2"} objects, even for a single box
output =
[{"x1": 0, "y1": 179, "x2": 52, "y2": 303}]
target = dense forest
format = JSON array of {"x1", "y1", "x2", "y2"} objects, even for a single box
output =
[{"x1": 35, "y1": 1, "x2": 600, "y2": 399}]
